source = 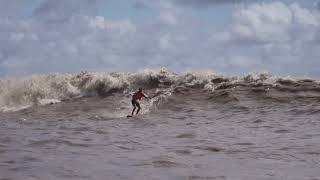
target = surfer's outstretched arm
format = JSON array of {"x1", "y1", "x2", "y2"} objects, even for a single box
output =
[{"x1": 143, "y1": 93, "x2": 151, "y2": 100}]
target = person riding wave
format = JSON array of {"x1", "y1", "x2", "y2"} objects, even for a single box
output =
[{"x1": 131, "y1": 88, "x2": 149, "y2": 116}]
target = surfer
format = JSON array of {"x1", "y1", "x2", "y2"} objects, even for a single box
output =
[{"x1": 131, "y1": 88, "x2": 149, "y2": 116}]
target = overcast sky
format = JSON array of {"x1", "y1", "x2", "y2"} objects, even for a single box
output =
[{"x1": 0, "y1": 0, "x2": 320, "y2": 77}]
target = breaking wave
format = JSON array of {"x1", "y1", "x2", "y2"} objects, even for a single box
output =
[{"x1": 0, "y1": 69, "x2": 319, "y2": 112}]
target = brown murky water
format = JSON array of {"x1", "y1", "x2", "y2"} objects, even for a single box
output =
[{"x1": 1, "y1": 85, "x2": 320, "y2": 180}]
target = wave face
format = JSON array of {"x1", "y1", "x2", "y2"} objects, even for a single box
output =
[{"x1": 0, "y1": 69, "x2": 319, "y2": 112}]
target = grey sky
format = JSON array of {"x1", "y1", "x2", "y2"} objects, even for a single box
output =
[{"x1": 0, "y1": 0, "x2": 319, "y2": 77}]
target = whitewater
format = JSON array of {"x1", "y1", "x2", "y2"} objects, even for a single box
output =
[{"x1": 0, "y1": 69, "x2": 320, "y2": 180}]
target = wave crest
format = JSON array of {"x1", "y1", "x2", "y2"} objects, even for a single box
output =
[{"x1": 0, "y1": 69, "x2": 319, "y2": 112}]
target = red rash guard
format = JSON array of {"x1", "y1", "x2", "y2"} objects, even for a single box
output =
[{"x1": 133, "y1": 91, "x2": 146, "y2": 100}]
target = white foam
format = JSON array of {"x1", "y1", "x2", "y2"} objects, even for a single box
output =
[
  {"x1": 0, "y1": 69, "x2": 316, "y2": 112},
  {"x1": 38, "y1": 99, "x2": 61, "y2": 106}
]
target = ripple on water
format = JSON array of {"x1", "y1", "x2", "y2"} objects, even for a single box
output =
[
  {"x1": 176, "y1": 133, "x2": 196, "y2": 138},
  {"x1": 151, "y1": 156, "x2": 186, "y2": 168},
  {"x1": 21, "y1": 156, "x2": 41, "y2": 162},
  {"x1": 27, "y1": 139, "x2": 92, "y2": 148},
  {"x1": 234, "y1": 142, "x2": 255, "y2": 146},
  {"x1": 253, "y1": 119, "x2": 264, "y2": 123},
  {"x1": 305, "y1": 151, "x2": 320, "y2": 155},
  {"x1": 175, "y1": 149, "x2": 192, "y2": 155},
  {"x1": 274, "y1": 129, "x2": 291, "y2": 134},
  {"x1": 188, "y1": 175, "x2": 226, "y2": 180},
  {"x1": 3, "y1": 160, "x2": 15, "y2": 164},
  {"x1": 152, "y1": 160, "x2": 181, "y2": 168},
  {"x1": 192, "y1": 146, "x2": 223, "y2": 152},
  {"x1": 9, "y1": 165, "x2": 33, "y2": 172}
]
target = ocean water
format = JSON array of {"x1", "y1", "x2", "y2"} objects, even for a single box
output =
[{"x1": 0, "y1": 69, "x2": 320, "y2": 180}]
